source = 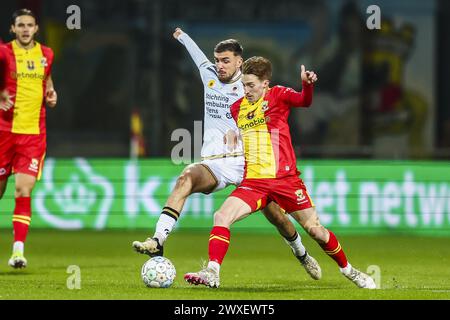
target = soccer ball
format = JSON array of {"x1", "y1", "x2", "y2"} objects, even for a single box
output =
[{"x1": 141, "y1": 256, "x2": 176, "y2": 288}]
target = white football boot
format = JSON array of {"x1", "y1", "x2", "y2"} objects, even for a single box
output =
[
  {"x1": 8, "y1": 252, "x2": 27, "y2": 269},
  {"x1": 132, "y1": 237, "x2": 163, "y2": 257},
  {"x1": 297, "y1": 252, "x2": 322, "y2": 280},
  {"x1": 341, "y1": 264, "x2": 377, "y2": 289},
  {"x1": 184, "y1": 267, "x2": 220, "y2": 288}
]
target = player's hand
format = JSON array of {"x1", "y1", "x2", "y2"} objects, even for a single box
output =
[
  {"x1": 173, "y1": 27, "x2": 184, "y2": 40},
  {"x1": 46, "y1": 89, "x2": 58, "y2": 108},
  {"x1": 223, "y1": 130, "x2": 239, "y2": 151},
  {"x1": 301, "y1": 65, "x2": 318, "y2": 85},
  {"x1": 0, "y1": 90, "x2": 13, "y2": 111}
]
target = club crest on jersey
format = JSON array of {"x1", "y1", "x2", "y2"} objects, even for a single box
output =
[
  {"x1": 246, "y1": 108, "x2": 258, "y2": 120},
  {"x1": 208, "y1": 80, "x2": 216, "y2": 88},
  {"x1": 261, "y1": 101, "x2": 269, "y2": 112},
  {"x1": 41, "y1": 57, "x2": 48, "y2": 68},
  {"x1": 27, "y1": 60, "x2": 35, "y2": 71},
  {"x1": 295, "y1": 189, "x2": 306, "y2": 202},
  {"x1": 29, "y1": 159, "x2": 39, "y2": 172}
]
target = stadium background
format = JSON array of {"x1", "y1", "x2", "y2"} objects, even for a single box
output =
[{"x1": 0, "y1": 0, "x2": 449, "y2": 235}]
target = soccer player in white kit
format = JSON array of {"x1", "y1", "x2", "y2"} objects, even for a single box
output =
[{"x1": 133, "y1": 28, "x2": 321, "y2": 279}]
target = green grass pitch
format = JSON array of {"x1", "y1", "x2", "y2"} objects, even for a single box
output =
[{"x1": 0, "y1": 230, "x2": 449, "y2": 300}]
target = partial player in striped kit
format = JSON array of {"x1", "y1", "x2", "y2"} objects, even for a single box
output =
[
  {"x1": 0, "y1": 9, "x2": 57, "y2": 269},
  {"x1": 133, "y1": 28, "x2": 321, "y2": 280},
  {"x1": 184, "y1": 56, "x2": 376, "y2": 289}
]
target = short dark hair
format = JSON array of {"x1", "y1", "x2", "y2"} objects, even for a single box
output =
[
  {"x1": 11, "y1": 9, "x2": 37, "y2": 26},
  {"x1": 214, "y1": 39, "x2": 243, "y2": 57},
  {"x1": 242, "y1": 56, "x2": 272, "y2": 81}
]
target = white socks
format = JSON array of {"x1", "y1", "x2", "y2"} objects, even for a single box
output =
[
  {"x1": 284, "y1": 232, "x2": 306, "y2": 257},
  {"x1": 340, "y1": 263, "x2": 353, "y2": 275},
  {"x1": 153, "y1": 214, "x2": 177, "y2": 245},
  {"x1": 13, "y1": 241, "x2": 24, "y2": 254}
]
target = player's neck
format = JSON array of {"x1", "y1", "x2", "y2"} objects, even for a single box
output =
[
  {"x1": 225, "y1": 69, "x2": 242, "y2": 84},
  {"x1": 14, "y1": 39, "x2": 36, "y2": 50},
  {"x1": 260, "y1": 87, "x2": 269, "y2": 100}
]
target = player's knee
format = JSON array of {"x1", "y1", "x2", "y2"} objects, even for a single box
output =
[
  {"x1": 213, "y1": 210, "x2": 232, "y2": 228},
  {"x1": 15, "y1": 186, "x2": 32, "y2": 198},
  {"x1": 174, "y1": 171, "x2": 194, "y2": 194}
]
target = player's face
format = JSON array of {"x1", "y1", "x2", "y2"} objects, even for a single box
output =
[
  {"x1": 11, "y1": 16, "x2": 38, "y2": 47},
  {"x1": 214, "y1": 51, "x2": 243, "y2": 83},
  {"x1": 242, "y1": 74, "x2": 269, "y2": 103}
]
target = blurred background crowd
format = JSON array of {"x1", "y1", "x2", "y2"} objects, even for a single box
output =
[{"x1": 1, "y1": 0, "x2": 448, "y2": 160}]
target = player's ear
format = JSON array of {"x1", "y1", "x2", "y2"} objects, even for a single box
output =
[
  {"x1": 263, "y1": 79, "x2": 270, "y2": 88},
  {"x1": 35, "y1": 24, "x2": 39, "y2": 34},
  {"x1": 236, "y1": 56, "x2": 243, "y2": 68}
]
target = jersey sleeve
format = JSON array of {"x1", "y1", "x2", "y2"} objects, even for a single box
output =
[
  {"x1": 43, "y1": 47, "x2": 55, "y2": 76},
  {"x1": 230, "y1": 99, "x2": 243, "y2": 124},
  {"x1": 279, "y1": 82, "x2": 313, "y2": 108},
  {"x1": 0, "y1": 47, "x2": 6, "y2": 90},
  {"x1": 177, "y1": 32, "x2": 216, "y2": 84}
]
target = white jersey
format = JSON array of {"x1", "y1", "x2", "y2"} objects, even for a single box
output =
[{"x1": 177, "y1": 33, "x2": 244, "y2": 159}]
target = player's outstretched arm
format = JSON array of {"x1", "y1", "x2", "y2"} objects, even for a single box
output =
[
  {"x1": 45, "y1": 75, "x2": 57, "y2": 108},
  {"x1": 173, "y1": 27, "x2": 211, "y2": 70}
]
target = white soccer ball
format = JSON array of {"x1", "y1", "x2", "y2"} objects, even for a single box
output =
[{"x1": 141, "y1": 256, "x2": 176, "y2": 288}]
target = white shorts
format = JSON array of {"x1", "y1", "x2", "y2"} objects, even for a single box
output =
[{"x1": 200, "y1": 156, "x2": 245, "y2": 193}]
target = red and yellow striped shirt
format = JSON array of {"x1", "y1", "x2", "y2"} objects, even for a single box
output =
[
  {"x1": 231, "y1": 84, "x2": 313, "y2": 179},
  {"x1": 0, "y1": 41, "x2": 54, "y2": 134}
]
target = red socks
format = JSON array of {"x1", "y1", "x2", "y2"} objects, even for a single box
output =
[
  {"x1": 321, "y1": 230, "x2": 348, "y2": 268},
  {"x1": 209, "y1": 227, "x2": 347, "y2": 268},
  {"x1": 209, "y1": 226, "x2": 230, "y2": 264},
  {"x1": 12, "y1": 197, "x2": 32, "y2": 243}
]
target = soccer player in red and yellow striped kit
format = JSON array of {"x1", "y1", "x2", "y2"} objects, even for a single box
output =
[
  {"x1": 0, "y1": 9, "x2": 57, "y2": 269},
  {"x1": 185, "y1": 56, "x2": 376, "y2": 289}
]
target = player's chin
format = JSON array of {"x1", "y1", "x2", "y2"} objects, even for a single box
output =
[
  {"x1": 218, "y1": 75, "x2": 232, "y2": 82},
  {"x1": 19, "y1": 37, "x2": 33, "y2": 46}
]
